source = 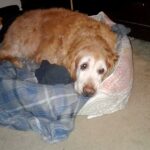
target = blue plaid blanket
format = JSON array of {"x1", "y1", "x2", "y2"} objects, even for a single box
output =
[{"x1": 0, "y1": 61, "x2": 88, "y2": 143}]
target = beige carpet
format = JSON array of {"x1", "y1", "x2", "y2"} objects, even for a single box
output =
[{"x1": 0, "y1": 38, "x2": 150, "y2": 150}]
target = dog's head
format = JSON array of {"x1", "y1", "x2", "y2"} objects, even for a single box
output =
[
  {"x1": 64, "y1": 20, "x2": 118, "y2": 97},
  {"x1": 66, "y1": 36, "x2": 118, "y2": 97}
]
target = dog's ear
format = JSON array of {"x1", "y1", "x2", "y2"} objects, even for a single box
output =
[
  {"x1": 101, "y1": 50, "x2": 118, "y2": 80},
  {"x1": 99, "y1": 22, "x2": 118, "y2": 69},
  {"x1": 70, "y1": 54, "x2": 81, "y2": 81},
  {"x1": 69, "y1": 61, "x2": 77, "y2": 81},
  {"x1": 106, "y1": 51, "x2": 118, "y2": 69},
  {"x1": 64, "y1": 53, "x2": 78, "y2": 81}
]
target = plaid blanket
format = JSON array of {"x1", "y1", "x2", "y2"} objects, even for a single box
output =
[{"x1": 0, "y1": 61, "x2": 88, "y2": 143}]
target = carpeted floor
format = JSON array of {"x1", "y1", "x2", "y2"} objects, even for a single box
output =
[{"x1": 0, "y1": 38, "x2": 150, "y2": 150}]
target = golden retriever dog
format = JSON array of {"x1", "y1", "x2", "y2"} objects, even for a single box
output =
[{"x1": 0, "y1": 8, "x2": 118, "y2": 97}]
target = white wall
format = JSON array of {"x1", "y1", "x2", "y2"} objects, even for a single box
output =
[{"x1": 0, "y1": 0, "x2": 22, "y2": 10}]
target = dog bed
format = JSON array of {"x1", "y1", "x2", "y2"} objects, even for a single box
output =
[
  {"x1": 0, "y1": 12, "x2": 133, "y2": 143},
  {"x1": 79, "y1": 12, "x2": 133, "y2": 118}
]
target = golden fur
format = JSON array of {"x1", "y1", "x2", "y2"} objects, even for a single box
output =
[{"x1": 0, "y1": 8, "x2": 117, "y2": 80}]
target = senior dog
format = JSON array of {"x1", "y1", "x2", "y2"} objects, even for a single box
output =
[{"x1": 0, "y1": 8, "x2": 118, "y2": 97}]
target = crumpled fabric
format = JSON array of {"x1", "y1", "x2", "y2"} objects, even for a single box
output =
[{"x1": 0, "y1": 61, "x2": 88, "y2": 143}]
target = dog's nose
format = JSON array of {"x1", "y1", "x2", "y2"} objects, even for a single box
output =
[{"x1": 83, "y1": 85, "x2": 96, "y2": 97}]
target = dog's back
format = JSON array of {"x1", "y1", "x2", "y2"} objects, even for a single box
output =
[{"x1": 0, "y1": 8, "x2": 116, "y2": 67}]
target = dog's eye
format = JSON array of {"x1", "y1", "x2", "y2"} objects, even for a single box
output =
[
  {"x1": 80, "y1": 63, "x2": 88, "y2": 70},
  {"x1": 98, "y1": 68, "x2": 105, "y2": 74}
]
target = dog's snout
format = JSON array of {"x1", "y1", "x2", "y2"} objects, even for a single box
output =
[{"x1": 83, "y1": 85, "x2": 96, "y2": 97}]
